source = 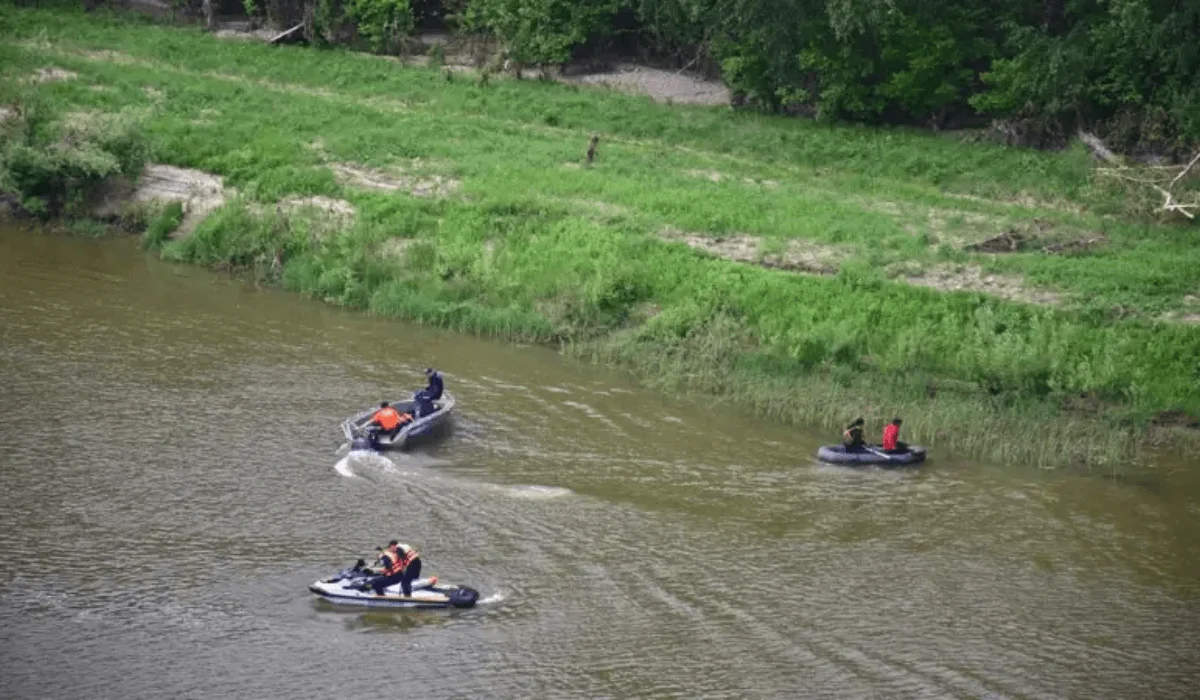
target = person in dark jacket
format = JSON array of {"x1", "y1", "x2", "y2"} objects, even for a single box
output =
[
  {"x1": 842, "y1": 417, "x2": 866, "y2": 452},
  {"x1": 413, "y1": 368, "x2": 443, "y2": 417},
  {"x1": 423, "y1": 368, "x2": 443, "y2": 400}
]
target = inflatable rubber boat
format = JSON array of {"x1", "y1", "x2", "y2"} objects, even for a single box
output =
[
  {"x1": 341, "y1": 392, "x2": 456, "y2": 451},
  {"x1": 816, "y1": 444, "x2": 927, "y2": 467},
  {"x1": 309, "y1": 561, "x2": 479, "y2": 609}
]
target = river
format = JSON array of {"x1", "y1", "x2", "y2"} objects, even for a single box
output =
[{"x1": 1, "y1": 226, "x2": 1199, "y2": 699}]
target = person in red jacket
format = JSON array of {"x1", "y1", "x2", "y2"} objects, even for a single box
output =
[{"x1": 882, "y1": 418, "x2": 908, "y2": 454}]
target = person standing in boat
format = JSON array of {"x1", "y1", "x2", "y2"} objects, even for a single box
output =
[
  {"x1": 842, "y1": 417, "x2": 866, "y2": 452},
  {"x1": 882, "y1": 417, "x2": 908, "y2": 454}
]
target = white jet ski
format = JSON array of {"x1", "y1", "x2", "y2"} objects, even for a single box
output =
[{"x1": 309, "y1": 560, "x2": 479, "y2": 609}]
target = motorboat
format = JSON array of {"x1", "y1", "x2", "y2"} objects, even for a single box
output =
[{"x1": 341, "y1": 391, "x2": 455, "y2": 450}]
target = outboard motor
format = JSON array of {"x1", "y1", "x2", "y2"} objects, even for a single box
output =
[
  {"x1": 351, "y1": 435, "x2": 376, "y2": 451},
  {"x1": 412, "y1": 390, "x2": 434, "y2": 419}
]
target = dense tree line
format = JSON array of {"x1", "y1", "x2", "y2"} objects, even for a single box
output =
[{"x1": 221, "y1": 0, "x2": 1200, "y2": 154}]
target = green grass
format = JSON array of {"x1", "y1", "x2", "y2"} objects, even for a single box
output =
[{"x1": 3, "y1": 3, "x2": 1199, "y2": 469}]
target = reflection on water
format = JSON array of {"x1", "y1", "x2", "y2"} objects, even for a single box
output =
[{"x1": 2, "y1": 227, "x2": 1199, "y2": 699}]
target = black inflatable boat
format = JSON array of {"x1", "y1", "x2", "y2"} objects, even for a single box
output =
[{"x1": 816, "y1": 444, "x2": 927, "y2": 467}]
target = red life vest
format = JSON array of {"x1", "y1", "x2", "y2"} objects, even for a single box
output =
[{"x1": 882, "y1": 424, "x2": 899, "y2": 450}]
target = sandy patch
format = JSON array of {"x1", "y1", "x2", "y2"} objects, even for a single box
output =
[
  {"x1": 278, "y1": 195, "x2": 356, "y2": 219},
  {"x1": 904, "y1": 264, "x2": 1061, "y2": 306},
  {"x1": 142, "y1": 86, "x2": 165, "y2": 102},
  {"x1": 561, "y1": 63, "x2": 729, "y2": 106},
  {"x1": 331, "y1": 162, "x2": 459, "y2": 198},
  {"x1": 213, "y1": 28, "x2": 279, "y2": 42},
  {"x1": 80, "y1": 49, "x2": 138, "y2": 65},
  {"x1": 687, "y1": 169, "x2": 725, "y2": 183},
  {"x1": 0, "y1": 106, "x2": 13, "y2": 122},
  {"x1": 660, "y1": 228, "x2": 841, "y2": 275},
  {"x1": 945, "y1": 191, "x2": 1083, "y2": 215},
  {"x1": 569, "y1": 198, "x2": 627, "y2": 219},
  {"x1": 132, "y1": 165, "x2": 229, "y2": 237},
  {"x1": 28, "y1": 67, "x2": 77, "y2": 83},
  {"x1": 684, "y1": 169, "x2": 780, "y2": 188}
]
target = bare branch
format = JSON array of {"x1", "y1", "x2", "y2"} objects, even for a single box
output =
[
  {"x1": 1096, "y1": 150, "x2": 1200, "y2": 220},
  {"x1": 1079, "y1": 131, "x2": 1119, "y2": 163},
  {"x1": 1168, "y1": 150, "x2": 1200, "y2": 189}
]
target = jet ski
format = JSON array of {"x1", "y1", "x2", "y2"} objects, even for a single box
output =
[
  {"x1": 309, "y1": 560, "x2": 479, "y2": 609},
  {"x1": 342, "y1": 391, "x2": 456, "y2": 451}
]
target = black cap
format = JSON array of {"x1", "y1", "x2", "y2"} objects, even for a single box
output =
[
  {"x1": 424, "y1": 368, "x2": 434, "y2": 375},
  {"x1": 388, "y1": 540, "x2": 398, "y2": 546},
  {"x1": 380, "y1": 401, "x2": 389, "y2": 408},
  {"x1": 892, "y1": 417, "x2": 903, "y2": 424}
]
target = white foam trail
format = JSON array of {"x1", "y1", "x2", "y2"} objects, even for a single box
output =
[
  {"x1": 501, "y1": 484, "x2": 574, "y2": 500},
  {"x1": 478, "y1": 591, "x2": 505, "y2": 605},
  {"x1": 335, "y1": 450, "x2": 397, "y2": 478},
  {"x1": 334, "y1": 455, "x2": 356, "y2": 478}
]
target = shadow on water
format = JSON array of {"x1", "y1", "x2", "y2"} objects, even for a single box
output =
[{"x1": 311, "y1": 601, "x2": 473, "y2": 633}]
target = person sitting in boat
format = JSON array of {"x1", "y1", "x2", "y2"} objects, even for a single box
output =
[
  {"x1": 842, "y1": 417, "x2": 866, "y2": 452},
  {"x1": 882, "y1": 417, "x2": 908, "y2": 454},
  {"x1": 370, "y1": 540, "x2": 422, "y2": 597},
  {"x1": 412, "y1": 368, "x2": 443, "y2": 418},
  {"x1": 369, "y1": 401, "x2": 412, "y2": 439},
  {"x1": 423, "y1": 368, "x2": 443, "y2": 400}
]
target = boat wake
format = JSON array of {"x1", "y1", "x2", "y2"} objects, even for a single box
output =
[
  {"x1": 478, "y1": 590, "x2": 505, "y2": 605},
  {"x1": 498, "y1": 484, "x2": 574, "y2": 500},
  {"x1": 334, "y1": 450, "x2": 397, "y2": 478}
]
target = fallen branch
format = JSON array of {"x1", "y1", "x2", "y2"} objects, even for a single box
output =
[
  {"x1": 270, "y1": 24, "x2": 304, "y2": 45},
  {"x1": 1096, "y1": 150, "x2": 1200, "y2": 220},
  {"x1": 1079, "y1": 131, "x2": 1119, "y2": 163},
  {"x1": 1168, "y1": 150, "x2": 1200, "y2": 189}
]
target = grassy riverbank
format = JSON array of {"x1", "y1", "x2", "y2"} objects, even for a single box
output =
[{"x1": 3, "y1": 5, "x2": 1199, "y2": 469}]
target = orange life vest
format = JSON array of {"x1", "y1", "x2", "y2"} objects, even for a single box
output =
[
  {"x1": 374, "y1": 406, "x2": 402, "y2": 430},
  {"x1": 386, "y1": 543, "x2": 419, "y2": 574}
]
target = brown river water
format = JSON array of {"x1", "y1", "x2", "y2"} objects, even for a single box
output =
[{"x1": 2, "y1": 226, "x2": 1199, "y2": 699}]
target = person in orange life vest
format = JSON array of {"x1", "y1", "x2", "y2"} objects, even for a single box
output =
[
  {"x1": 370, "y1": 401, "x2": 412, "y2": 439},
  {"x1": 882, "y1": 417, "x2": 908, "y2": 454},
  {"x1": 370, "y1": 540, "x2": 422, "y2": 596}
]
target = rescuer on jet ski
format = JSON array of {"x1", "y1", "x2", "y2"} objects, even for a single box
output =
[
  {"x1": 368, "y1": 540, "x2": 423, "y2": 596},
  {"x1": 369, "y1": 401, "x2": 412, "y2": 439}
]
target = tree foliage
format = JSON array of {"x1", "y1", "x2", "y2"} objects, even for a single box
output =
[{"x1": 452, "y1": 0, "x2": 1200, "y2": 151}]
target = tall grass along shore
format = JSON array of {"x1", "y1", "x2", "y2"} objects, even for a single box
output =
[{"x1": 2, "y1": 5, "x2": 1199, "y2": 470}]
